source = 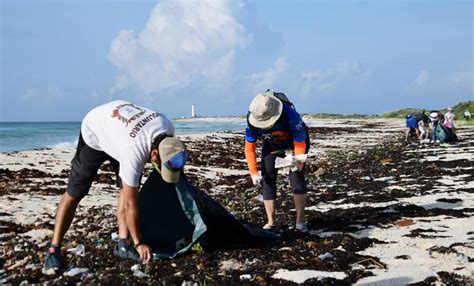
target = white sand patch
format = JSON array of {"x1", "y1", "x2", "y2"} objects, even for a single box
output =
[
  {"x1": 272, "y1": 269, "x2": 347, "y2": 284},
  {"x1": 423, "y1": 151, "x2": 474, "y2": 162},
  {"x1": 307, "y1": 188, "x2": 473, "y2": 214},
  {"x1": 354, "y1": 216, "x2": 474, "y2": 285},
  {"x1": 437, "y1": 175, "x2": 473, "y2": 189},
  {"x1": 20, "y1": 229, "x2": 53, "y2": 242},
  {"x1": 398, "y1": 192, "x2": 474, "y2": 209},
  {"x1": 0, "y1": 187, "x2": 117, "y2": 226},
  {"x1": 306, "y1": 200, "x2": 398, "y2": 213},
  {"x1": 0, "y1": 148, "x2": 75, "y2": 172}
]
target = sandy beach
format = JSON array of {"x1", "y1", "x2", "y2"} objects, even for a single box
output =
[{"x1": 1, "y1": 118, "x2": 473, "y2": 285}]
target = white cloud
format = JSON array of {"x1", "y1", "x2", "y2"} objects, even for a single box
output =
[
  {"x1": 250, "y1": 57, "x2": 288, "y2": 94},
  {"x1": 108, "y1": 0, "x2": 251, "y2": 94},
  {"x1": 414, "y1": 69, "x2": 430, "y2": 86},
  {"x1": 300, "y1": 61, "x2": 371, "y2": 97}
]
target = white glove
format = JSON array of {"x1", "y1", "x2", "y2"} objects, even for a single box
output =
[
  {"x1": 294, "y1": 154, "x2": 307, "y2": 172},
  {"x1": 251, "y1": 173, "x2": 262, "y2": 186}
]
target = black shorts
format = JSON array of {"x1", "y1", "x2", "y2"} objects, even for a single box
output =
[
  {"x1": 260, "y1": 145, "x2": 307, "y2": 200},
  {"x1": 66, "y1": 133, "x2": 121, "y2": 199}
]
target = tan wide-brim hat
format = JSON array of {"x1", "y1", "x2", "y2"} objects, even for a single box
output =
[
  {"x1": 248, "y1": 93, "x2": 283, "y2": 129},
  {"x1": 158, "y1": 137, "x2": 186, "y2": 183}
]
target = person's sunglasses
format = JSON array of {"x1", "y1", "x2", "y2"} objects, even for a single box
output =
[{"x1": 163, "y1": 151, "x2": 189, "y2": 171}]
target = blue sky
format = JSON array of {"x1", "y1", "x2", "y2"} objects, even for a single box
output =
[{"x1": 1, "y1": 0, "x2": 472, "y2": 121}]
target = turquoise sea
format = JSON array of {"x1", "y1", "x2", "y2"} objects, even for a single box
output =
[{"x1": 0, "y1": 120, "x2": 247, "y2": 152}]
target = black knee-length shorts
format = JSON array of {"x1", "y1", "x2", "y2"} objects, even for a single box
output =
[{"x1": 66, "y1": 133, "x2": 121, "y2": 199}]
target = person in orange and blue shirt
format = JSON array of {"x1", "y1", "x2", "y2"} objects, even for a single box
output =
[{"x1": 245, "y1": 90, "x2": 310, "y2": 234}]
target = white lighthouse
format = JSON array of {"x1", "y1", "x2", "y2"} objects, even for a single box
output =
[{"x1": 191, "y1": 104, "x2": 196, "y2": 118}]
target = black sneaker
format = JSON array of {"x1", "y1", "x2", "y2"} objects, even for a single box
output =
[
  {"x1": 113, "y1": 240, "x2": 141, "y2": 262},
  {"x1": 44, "y1": 245, "x2": 64, "y2": 269}
]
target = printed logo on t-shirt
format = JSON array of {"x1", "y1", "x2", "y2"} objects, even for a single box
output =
[
  {"x1": 111, "y1": 103, "x2": 146, "y2": 127},
  {"x1": 295, "y1": 121, "x2": 303, "y2": 131}
]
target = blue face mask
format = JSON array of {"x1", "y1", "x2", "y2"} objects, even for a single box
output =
[{"x1": 163, "y1": 150, "x2": 189, "y2": 171}]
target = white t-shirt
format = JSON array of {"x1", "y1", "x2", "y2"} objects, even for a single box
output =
[{"x1": 81, "y1": 100, "x2": 175, "y2": 187}]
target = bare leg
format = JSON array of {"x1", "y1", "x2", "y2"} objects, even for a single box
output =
[
  {"x1": 293, "y1": 194, "x2": 306, "y2": 224},
  {"x1": 263, "y1": 199, "x2": 275, "y2": 226},
  {"x1": 117, "y1": 189, "x2": 129, "y2": 239},
  {"x1": 52, "y1": 193, "x2": 81, "y2": 245},
  {"x1": 405, "y1": 128, "x2": 410, "y2": 141}
]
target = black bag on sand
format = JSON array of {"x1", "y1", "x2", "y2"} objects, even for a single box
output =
[
  {"x1": 138, "y1": 171, "x2": 278, "y2": 260},
  {"x1": 440, "y1": 125, "x2": 458, "y2": 143}
]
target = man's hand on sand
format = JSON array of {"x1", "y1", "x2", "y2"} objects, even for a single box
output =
[
  {"x1": 251, "y1": 173, "x2": 262, "y2": 186},
  {"x1": 136, "y1": 244, "x2": 153, "y2": 263}
]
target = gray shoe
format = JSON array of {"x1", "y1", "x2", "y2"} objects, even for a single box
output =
[
  {"x1": 295, "y1": 223, "x2": 309, "y2": 234},
  {"x1": 44, "y1": 245, "x2": 64, "y2": 269},
  {"x1": 113, "y1": 241, "x2": 141, "y2": 262}
]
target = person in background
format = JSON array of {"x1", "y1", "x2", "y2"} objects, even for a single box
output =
[
  {"x1": 244, "y1": 91, "x2": 310, "y2": 234},
  {"x1": 405, "y1": 114, "x2": 419, "y2": 141},
  {"x1": 418, "y1": 119, "x2": 428, "y2": 142},
  {"x1": 44, "y1": 100, "x2": 189, "y2": 270},
  {"x1": 444, "y1": 107, "x2": 456, "y2": 132},
  {"x1": 429, "y1": 110, "x2": 442, "y2": 143},
  {"x1": 464, "y1": 109, "x2": 471, "y2": 121}
]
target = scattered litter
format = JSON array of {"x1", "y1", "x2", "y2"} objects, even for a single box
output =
[
  {"x1": 315, "y1": 167, "x2": 325, "y2": 176},
  {"x1": 111, "y1": 232, "x2": 119, "y2": 242},
  {"x1": 457, "y1": 254, "x2": 469, "y2": 263},
  {"x1": 306, "y1": 241, "x2": 318, "y2": 248},
  {"x1": 362, "y1": 176, "x2": 373, "y2": 181},
  {"x1": 219, "y1": 259, "x2": 247, "y2": 271},
  {"x1": 239, "y1": 274, "x2": 252, "y2": 280},
  {"x1": 275, "y1": 153, "x2": 308, "y2": 171},
  {"x1": 24, "y1": 264, "x2": 37, "y2": 270},
  {"x1": 395, "y1": 219, "x2": 415, "y2": 227},
  {"x1": 351, "y1": 258, "x2": 385, "y2": 269},
  {"x1": 63, "y1": 267, "x2": 89, "y2": 277},
  {"x1": 335, "y1": 245, "x2": 346, "y2": 252},
  {"x1": 279, "y1": 247, "x2": 292, "y2": 251},
  {"x1": 254, "y1": 194, "x2": 264, "y2": 202},
  {"x1": 67, "y1": 244, "x2": 85, "y2": 256},
  {"x1": 131, "y1": 264, "x2": 150, "y2": 278},
  {"x1": 318, "y1": 252, "x2": 333, "y2": 261},
  {"x1": 42, "y1": 268, "x2": 57, "y2": 276}
]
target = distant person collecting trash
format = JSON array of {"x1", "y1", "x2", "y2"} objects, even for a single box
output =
[
  {"x1": 404, "y1": 114, "x2": 419, "y2": 141},
  {"x1": 44, "y1": 100, "x2": 189, "y2": 270},
  {"x1": 444, "y1": 107, "x2": 456, "y2": 132},
  {"x1": 418, "y1": 119, "x2": 428, "y2": 142},
  {"x1": 429, "y1": 110, "x2": 443, "y2": 143},
  {"x1": 244, "y1": 90, "x2": 310, "y2": 234},
  {"x1": 464, "y1": 109, "x2": 471, "y2": 121}
]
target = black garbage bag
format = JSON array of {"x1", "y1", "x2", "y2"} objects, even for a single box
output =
[{"x1": 138, "y1": 171, "x2": 278, "y2": 260}]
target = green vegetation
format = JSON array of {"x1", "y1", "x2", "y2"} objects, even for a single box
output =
[
  {"x1": 301, "y1": 100, "x2": 473, "y2": 125},
  {"x1": 377, "y1": 101, "x2": 473, "y2": 125},
  {"x1": 378, "y1": 108, "x2": 428, "y2": 119},
  {"x1": 191, "y1": 243, "x2": 204, "y2": 254}
]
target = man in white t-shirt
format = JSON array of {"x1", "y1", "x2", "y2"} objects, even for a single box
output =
[{"x1": 44, "y1": 100, "x2": 189, "y2": 269}]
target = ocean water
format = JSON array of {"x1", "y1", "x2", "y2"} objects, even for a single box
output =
[{"x1": 0, "y1": 120, "x2": 247, "y2": 152}]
